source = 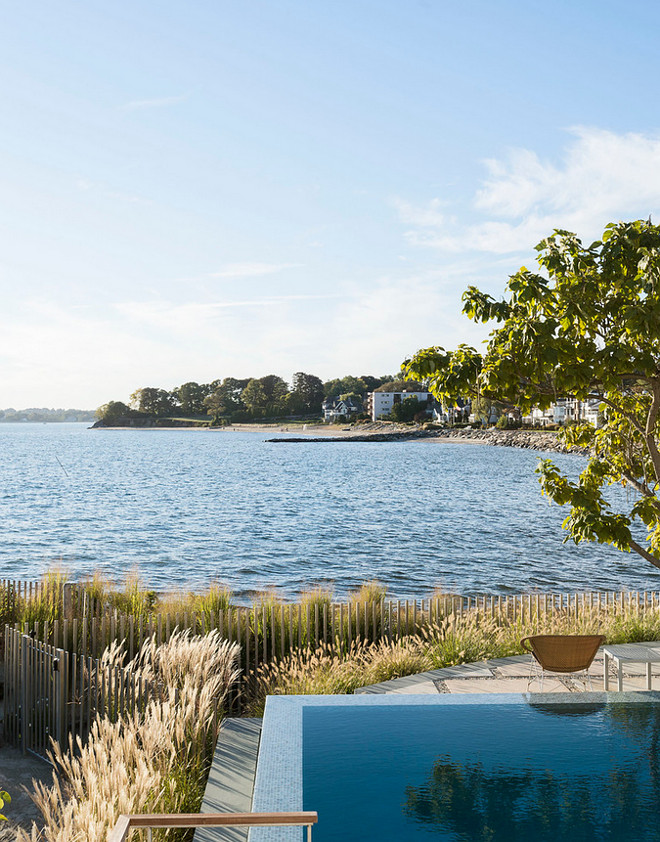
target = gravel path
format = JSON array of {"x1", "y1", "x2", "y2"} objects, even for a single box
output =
[{"x1": 0, "y1": 746, "x2": 51, "y2": 840}]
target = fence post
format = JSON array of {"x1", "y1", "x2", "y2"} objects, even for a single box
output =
[
  {"x1": 63, "y1": 582, "x2": 75, "y2": 621},
  {"x1": 20, "y1": 634, "x2": 29, "y2": 755},
  {"x1": 53, "y1": 648, "x2": 67, "y2": 748}
]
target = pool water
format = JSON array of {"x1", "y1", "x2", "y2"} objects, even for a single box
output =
[{"x1": 302, "y1": 702, "x2": 660, "y2": 841}]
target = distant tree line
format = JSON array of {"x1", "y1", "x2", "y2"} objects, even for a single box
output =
[
  {"x1": 0, "y1": 408, "x2": 96, "y2": 423},
  {"x1": 96, "y1": 372, "x2": 395, "y2": 425}
]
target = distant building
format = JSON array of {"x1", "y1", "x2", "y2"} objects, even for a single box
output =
[
  {"x1": 322, "y1": 396, "x2": 362, "y2": 422},
  {"x1": 433, "y1": 399, "x2": 470, "y2": 425},
  {"x1": 527, "y1": 397, "x2": 602, "y2": 427},
  {"x1": 366, "y1": 389, "x2": 433, "y2": 422}
]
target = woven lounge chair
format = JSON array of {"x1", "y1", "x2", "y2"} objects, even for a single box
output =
[{"x1": 521, "y1": 634, "x2": 605, "y2": 691}]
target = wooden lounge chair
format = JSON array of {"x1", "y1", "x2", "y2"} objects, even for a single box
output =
[{"x1": 520, "y1": 634, "x2": 605, "y2": 691}]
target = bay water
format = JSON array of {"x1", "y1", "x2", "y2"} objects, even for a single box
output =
[{"x1": 0, "y1": 422, "x2": 657, "y2": 600}]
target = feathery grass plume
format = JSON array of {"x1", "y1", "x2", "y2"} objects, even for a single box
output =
[
  {"x1": 245, "y1": 641, "x2": 369, "y2": 714},
  {"x1": 420, "y1": 615, "x2": 523, "y2": 668},
  {"x1": 361, "y1": 637, "x2": 430, "y2": 685},
  {"x1": 20, "y1": 629, "x2": 240, "y2": 842},
  {"x1": 244, "y1": 636, "x2": 433, "y2": 715}
]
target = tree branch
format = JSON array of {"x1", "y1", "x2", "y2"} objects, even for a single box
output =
[
  {"x1": 629, "y1": 538, "x2": 660, "y2": 570},
  {"x1": 620, "y1": 470, "x2": 660, "y2": 502},
  {"x1": 644, "y1": 380, "x2": 660, "y2": 485}
]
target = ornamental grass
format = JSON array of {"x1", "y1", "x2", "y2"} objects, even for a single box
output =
[
  {"x1": 244, "y1": 636, "x2": 431, "y2": 715},
  {"x1": 244, "y1": 602, "x2": 660, "y2": 712},
  {"x1": 20, "y1": 629, "x2": 240, "y2": 842}
]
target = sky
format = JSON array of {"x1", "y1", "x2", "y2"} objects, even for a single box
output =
[{"x1": 3, "y1": 0, "x2": 660, "y2": 409}]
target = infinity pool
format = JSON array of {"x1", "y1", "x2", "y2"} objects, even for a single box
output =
[{"x1": 250, "y1": 693, "x2": 660, "y2": 842}]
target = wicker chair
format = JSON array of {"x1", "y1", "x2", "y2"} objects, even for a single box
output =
[{"x1": 521, "y1": 634, "x2": 605, "y2": 691}]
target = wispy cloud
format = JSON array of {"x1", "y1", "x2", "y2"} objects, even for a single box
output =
[
  {"x1": 114, "y1": 294, "x2": 345, "y2": 332},
  {"x1": 209, "y1": 262, "x2": 302, "y2": 279},
  {"x1": 122, "y1": 95, "x2": 188, "y2": 111},
  {"x1": 397, "y1": 128, "x2": 660, "y2": 254}
]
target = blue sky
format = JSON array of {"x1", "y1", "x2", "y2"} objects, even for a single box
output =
[{"x1": 3, "y1": 0, "x2": 660, "y2": 408}]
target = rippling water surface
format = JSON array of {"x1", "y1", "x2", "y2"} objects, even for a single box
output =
[{"x1": 0, "y1": 423, "x2": 657, "y2": 599}]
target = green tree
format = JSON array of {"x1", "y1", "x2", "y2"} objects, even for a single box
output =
[
  {"x1": 241, "y1": 375, "x2": 288, "y2": 417},
  {"x1": 323, "y1": 375, "x2": 368, "y2": 398},
  {"x1": 471, "y1": 395, "x2": 507, "y2": 426},
  {"x1": 339, "y1": 391, "x2": 364, "y2": 408},
  {"x1": 175, "y1": 381, "x2": 210, "y2": 415},
  {"x1": 390, "y1": 396, "x2": 424, "y2": 422},
  {"x1": 360, "y1": 374, "x2": 394, "y2": 392},
  {"x1": 203, "y1": 377, "x2": 249, "y2": 420},
  {"x1": 375, "y1": 379, "x2": 427, "y2": 393},
  {"x1": 403, "y1": 219, "x2": 660, "y2": 570},
  {"x1": 129, "y1": 387, "x2": 176, "y2": 417},
  {"x1": 95, "y1": 400, "x2": 131, "y2": 424},
  {"x1": 291, "y1": 371, "x2": 324, "y2": 413}
]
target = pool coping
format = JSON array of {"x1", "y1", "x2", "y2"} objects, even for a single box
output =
[
  {"x1": 194, "y1": 717, "x2": 262, "y2": 842},
  {"x1": 249, "y1": 689, "x2": 660, "y2": 841}
]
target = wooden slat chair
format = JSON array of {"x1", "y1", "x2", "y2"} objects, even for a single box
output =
[{"x1": 521, "y1": 634, "x2": 605, "y2": 691}]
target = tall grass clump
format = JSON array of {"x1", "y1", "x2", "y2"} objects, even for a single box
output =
[
  {"x1": 158, "y1": 582, "x2": 234, "y2": 622},
  {"x1": 300, "y1": 587, "x2": 333, "y2": 613},
  {"x1": 349, "y1": 580, "x2": 386, "y2": 605},
  {"x1": 78, "y1": 570, "x2": 157, "y2": 620},
  {"x1": 18, "y1": 569, "x2": 68, "y2": 627},
  {"x1": 21, "y1": 629, "x2": 240, "y2": 842},
  {"x1": 245, "y1": 636, "x2": 431, "y2": 715},
  {"x1": 109, "y1": 571, "x2": 157, "y2": 618}
]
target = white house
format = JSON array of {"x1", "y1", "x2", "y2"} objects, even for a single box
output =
[
  {"x1": 528, "y1": 397, "x2": 602, "y2": 427},
  {"x1": 322, "y1": 396, "x2": 361, "y2": 422},
  {"x1": 366, "y1": 389, "x2": 433, "y2": 421}
]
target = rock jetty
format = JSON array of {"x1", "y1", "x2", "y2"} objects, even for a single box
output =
[
  {"x1": 268, "y1": 427, "x2": 589, "y2": 455},
  {"x1": 267, "y1": 429, "x2": 436, "y2": 443}
]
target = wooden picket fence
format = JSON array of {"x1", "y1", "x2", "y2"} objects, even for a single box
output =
[
  {"x1": 4, "y1": 581, "x2": 660, "y2": 759},
  {"x1": 6, "y1": 584, "x2": 660, "y2": 677},
  {"x1": 3, "y1": 626, "x2": 153, "y2": 760}
]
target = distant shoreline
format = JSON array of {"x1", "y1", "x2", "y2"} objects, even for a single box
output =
[{"x1": 91, "y1": 420, "x2": 586, "y2": 455}]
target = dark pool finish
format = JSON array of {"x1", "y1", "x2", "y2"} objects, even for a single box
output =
[{"x1": 302, "y1": 702, "x2": 660, "y2": 841}]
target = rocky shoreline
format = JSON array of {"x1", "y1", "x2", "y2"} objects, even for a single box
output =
[
  {"x1": 268, "y1": 427, "x2": 589, "y2": 455},
  {"x1": 432, "y1": 427, "x2": 590, "y2": 455}
]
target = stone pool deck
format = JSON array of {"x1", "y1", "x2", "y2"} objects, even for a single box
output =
[{"x1": 356, "y1": 642, "x2": 660, "y2": 695}]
